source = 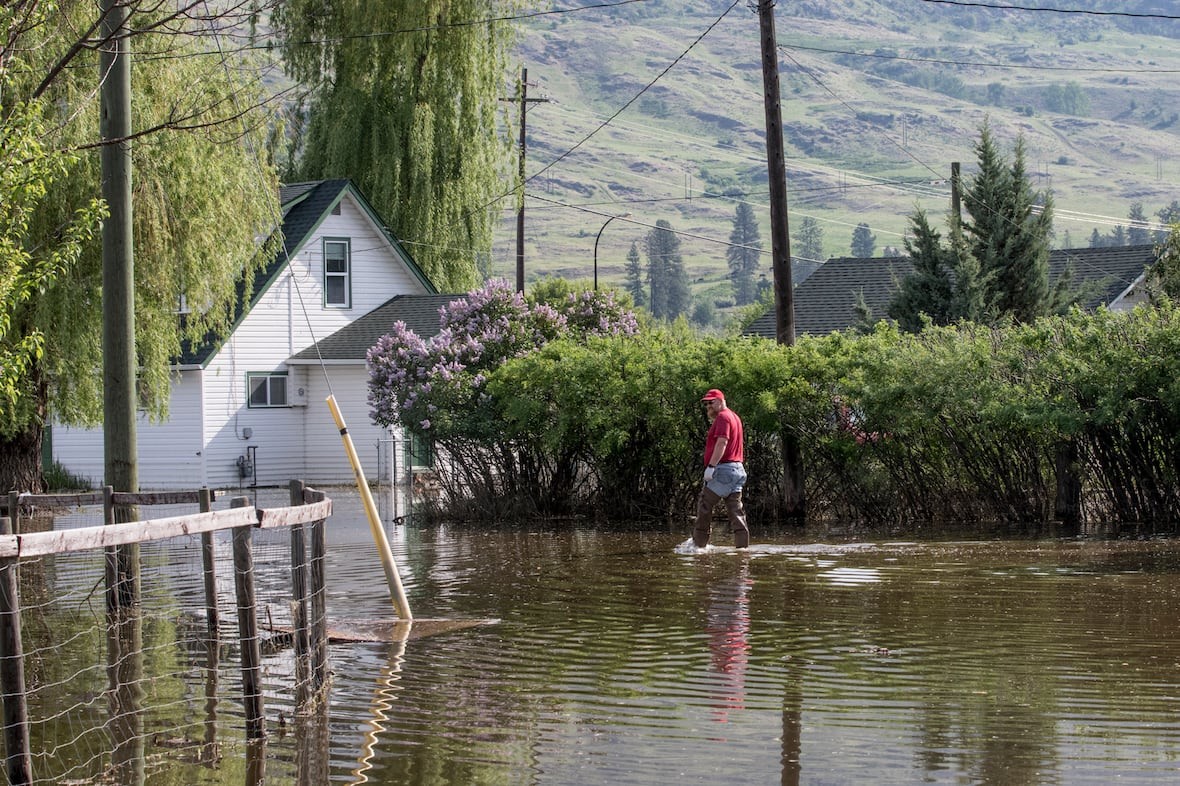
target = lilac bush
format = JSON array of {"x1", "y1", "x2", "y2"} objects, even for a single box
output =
[{"x1": 367, "y1": 279, "x2": 637, "y2": 435}]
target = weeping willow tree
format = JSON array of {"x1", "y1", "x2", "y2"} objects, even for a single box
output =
[
  {"x1": 273, "y1": 1, "x2": 526, "y2": 291},
  {"x1": 0, "y1": 3, "x2": 282, "y2": 491}
]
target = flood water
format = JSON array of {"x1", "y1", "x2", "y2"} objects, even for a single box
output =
[
  {"x1": 290, "y1": 492, "x2": 1180, "y2": 786},
  {"x1": 27, "y1": 489, "x2": 1180, "y2": 785}
]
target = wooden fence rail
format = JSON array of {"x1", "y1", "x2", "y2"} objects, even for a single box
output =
[{"x1": 0, "y1": 483, "x2": 333, "y2": 786}]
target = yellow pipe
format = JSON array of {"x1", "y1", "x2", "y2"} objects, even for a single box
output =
[{"x1": 326, "y1": 395, "x2": 412, "y2": 620}]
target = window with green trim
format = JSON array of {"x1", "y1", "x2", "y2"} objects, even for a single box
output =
[
  {"x1": 323, "y1": 238, "x2": 351, "y2": 308},
  {"x1": 408, "y1": 430, "x2": 435, "y2": 468}
]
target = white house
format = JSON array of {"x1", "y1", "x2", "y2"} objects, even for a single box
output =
[{"x1": 52, "y1": 179, "x2": 452, "y2": 491}]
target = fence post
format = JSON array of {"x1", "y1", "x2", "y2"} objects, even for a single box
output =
[
  {"x1": 309, "y1": 492, "x2": 329, "y2": 697},
  {"x1": 289, "y1": 480, "x2": 311, "y2": 710},
  {"x1": 104, "y1": 486, "x2": 143, "y2": 785},
  {"x1": 5, "y1": 494, "x2": 17, "y2": 535},
  {"x1": 197, "y1": 488, "x2": 221, "y2": 763},
  {"x1": 0, "y1": 516, "x2": 31, "y2": 785},
  {"x1": 231, "y1": 496, "x2": 265, "y2": 741}
]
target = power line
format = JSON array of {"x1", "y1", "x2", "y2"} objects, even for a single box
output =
[
  {"x1": 916, "y1": 0, "x2": 1180, "y2": 20},
  {"x1": 781, "y1": 42, "x2": 1180, "y2": 74}
]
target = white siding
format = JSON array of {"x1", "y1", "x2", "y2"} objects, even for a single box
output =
[
  {"x1": 52, "y1": 371, "x2": 205, "y2": 490},
  {"x1": 52, "y1": 186, "x2": 430, "y2": 492},
  {"x1": 302, "y1": 365, "x2": 389, "y2": 484}
]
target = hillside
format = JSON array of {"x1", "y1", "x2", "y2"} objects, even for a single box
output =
[{"x1": 489, "y1": 0, "x2": 1180, "y2": 315}]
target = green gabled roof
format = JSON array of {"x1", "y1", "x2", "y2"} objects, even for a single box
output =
[
  {"x1": 177, "y1": 179, "x2": 436, "y2": 367},
  {"x1": 744, "y1": 245, "x2": 1159, "y2": 339}
]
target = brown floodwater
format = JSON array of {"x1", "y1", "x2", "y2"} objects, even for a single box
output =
[{"x1": 26, "y1": 489, "x2": 1180, "y2": 785}]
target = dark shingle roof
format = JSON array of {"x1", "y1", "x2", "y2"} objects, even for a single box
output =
[
  {"x1": 290, "y1": 294, "x2": 460, "y2": 362},
  {"x1": 745, "y1": 257, "x2": 913, "y2": 339},
  {"x1": 177, "y1": 180, "x2": 435, "y2": 366},
  {"x1": 744, "y1": 245, "x2": 1157, "y2": 339}
]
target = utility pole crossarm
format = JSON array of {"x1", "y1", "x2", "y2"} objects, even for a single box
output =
[{"x1": 501, "y1": 67, "x2": 550, "y2": 293}]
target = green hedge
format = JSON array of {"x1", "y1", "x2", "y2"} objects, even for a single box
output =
[{"x1": 445, "y1": 304, "x2": 1180, "y2": 530}]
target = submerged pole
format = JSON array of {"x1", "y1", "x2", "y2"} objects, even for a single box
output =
[{"x1": 326, "y1": 396, "x2": 412, "y2": 620}]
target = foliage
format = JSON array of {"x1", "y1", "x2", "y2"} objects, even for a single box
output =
[
  {"x1": 726, "y1": 202, "x2": 761, "y2": 305},
  {"x1": 624, "y1": 241, "x2": 646, "y2": 306},
  {"x1": 0, "y1": 96, "x2": 105, "y2": 434},
  {"x1": 1148, "y1": 224, "x2": 1180, "y2": 303},
  {"x1": 388, "y1": 293, "x2": 1180, "y2": 530},
  {"x1": 644, "y1": 219, "x2": 690, "y2": 320},
  {"x1": 890, "y1": 124, "x2": 1055, "y2": 330},
  {"x1": 850, "y1": 222, "x2": 876, "y2": 257},
  {"x1": 793, "y1": 216, "x2": 825, "y2": 263},
  {"x1": 367, "y1": 279, "x2": 639, "y2": 518},
  {"x1": 274, "y1": 0, "x2": 524, "y2": 292},
  {"x1": 1, "y1": 4, "x2": 281, "y2": 491}
]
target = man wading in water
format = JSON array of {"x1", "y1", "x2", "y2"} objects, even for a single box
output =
[{"x1": 693, "y1": 389, "x2": 750, "y2": 549}]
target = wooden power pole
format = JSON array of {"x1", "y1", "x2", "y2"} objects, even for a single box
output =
[
  {"x1": 100, "y1": 0, "x2": 137, "y2": 499},
  {"x1": 757, "y1": 0, "x2": 805, "y2": 521},
  {"x1": 512, "y1": 67, "x2": 548, "y2": 293}
]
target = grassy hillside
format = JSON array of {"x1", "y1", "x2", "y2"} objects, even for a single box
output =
[{"x1": 490, "y1": 0, "x2": 1180, "y2": 316}]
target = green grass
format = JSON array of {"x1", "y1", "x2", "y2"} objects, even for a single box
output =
[{"x1": 494, "y1": 2, "x2": 1179, "y2": 320}]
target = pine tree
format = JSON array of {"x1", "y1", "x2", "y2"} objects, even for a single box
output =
[
  {"x1": 625, "y1": 241, "x2": 646, "y2": 307},
  {"x1": 794, "y1": 216, "x2": 825, "y2": 263},
  {"x1": 887, "y1": 210, "x2": 955, "y2": 332},
  {"x1": 851, "y1": 223, "x2": 876, "y2": 257},
  {"x1": 726, "y1": 203, "x2": 761, "y2": 305},
  {"x1": 645, "y1": 220, "x2": 690, "y2": 320},
  {"x1": 962, "y1": 126, "x2": 1052, "y2": 324},
  {"x1": 1128, "y1": 203, "x2": 1151, "y2": 245}
]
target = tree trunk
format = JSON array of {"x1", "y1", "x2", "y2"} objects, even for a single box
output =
[{"x1": 1, "y1": 365, "x2": 48, "y2": 493}]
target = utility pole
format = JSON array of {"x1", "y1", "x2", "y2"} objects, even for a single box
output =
[
  {"x1": 757, "y1": 1, "x2": 795, "y2": 347},
  {"x1": 100, "y1": 0, "x2": 137, "y2": 498},
  {"x1": 951, "y1": 161, "x2": 961, "y2": 225},
  {"x1": 511, "y1": 67, "x2": 548, "y2": 293},
  {"x1": 757, "y1": 0, "x2": 805, "y2": 521}
]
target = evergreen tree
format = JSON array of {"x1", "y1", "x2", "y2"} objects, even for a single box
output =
[
  {"x1": 887, "y1": 210, "x2": 955, "y2": 332},
  {"x1": 625, "y1": 241, "x2": 646, "y2": 307},
  {"x1": 1128, "y1": 203, "x2": 1152, "y2": 245},
  {"x1": 962, "y1": 126, "x2": 1052, "y2": 324},
  {"x1": 274, "y1": 1, "x2": 518, "y2": 291},
  {"x1": 1089, "y1": 228, "x2": 1104, "y2": 248},
  {"x1": 851, "y1": 223, "x2": 876, "y2": 257},
  {"x1": 793, "y1": 216, "x2": 825, "y2": 263},
  {"x1": 645, "y1": 220, "x2": 690, "y2": 320},
  {"x1": 726, "y1": 202, "x2": 761, "y2": 305},
  {"x1": 1156, "y1": 201, "x2": 1180, "y2": 243}
]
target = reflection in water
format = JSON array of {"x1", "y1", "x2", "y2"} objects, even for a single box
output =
[
  {"x1": 350, "y1": 621, "x2": 412, "y2": 785},
  {"x1": 704, "y1": 561, "x2": 751, "y2": 724},
  {"x1": 23, "y1": 494, "x2": 1180, "y2": 785}
]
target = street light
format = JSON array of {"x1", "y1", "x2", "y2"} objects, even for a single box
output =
[{"x1": 593, "y1": 213, "x2": 631, "y2": 291}]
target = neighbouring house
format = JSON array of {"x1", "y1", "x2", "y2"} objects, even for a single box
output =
[
  {"x1": 51, "y1": 179, "x2": 452, "y2": 491},
  {"x1": 743, "y1": 245, "x2": 1160, "y2": 339}
]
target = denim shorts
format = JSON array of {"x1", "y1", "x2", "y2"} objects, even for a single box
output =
[{"x1": 707, "y1": 462, "x2": 747, "y2": 497}]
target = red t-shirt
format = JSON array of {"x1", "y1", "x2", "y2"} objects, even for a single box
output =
[{"x1": 704, "y1": 408, "x2": 744, "y2": 465}]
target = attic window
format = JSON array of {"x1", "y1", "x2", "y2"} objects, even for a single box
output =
[
  {"x1": 331, "y1": 202, "x2": 341, "y2": 216},
  {"x1": 323, "y1": 238, "x2": 351, "y2": 308}
]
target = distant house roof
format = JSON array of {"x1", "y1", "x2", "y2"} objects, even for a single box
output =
[
  {"x1": 743, "y1": 244, "x2": 1159, "y2": 340},
  {"x1": 288, "y1": 294, "x2": 459, "y2": 363},
  {"x1": 177, "y1": 179, "x2": 435, "y2": 367}
]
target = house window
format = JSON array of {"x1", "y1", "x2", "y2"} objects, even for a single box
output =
[
  {"x1": 247, "y1": 372, "x2": 288, "y2": 408},
  {"x1": 323, "y1": 238, "x2": 351, "y2": 308},
  {"x1": 408, "y1": 430, "x2": 435, "y2": 468}
]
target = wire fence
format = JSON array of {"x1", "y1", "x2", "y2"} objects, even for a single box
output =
[{"x1": 0, "y1": 483, "x2": 331, "y2": 786}]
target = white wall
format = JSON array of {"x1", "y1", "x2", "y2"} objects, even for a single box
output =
[
  {"x1": 52, "y1": 370, "x2": 205, "y2": 489},
  {"x1": 51, "y1": 188, "x2": 429, "y2": 492}
]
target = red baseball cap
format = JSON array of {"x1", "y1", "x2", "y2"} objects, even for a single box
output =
[{"x1": 701, "y1": 389, "x2": 725, "y2": 401}]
